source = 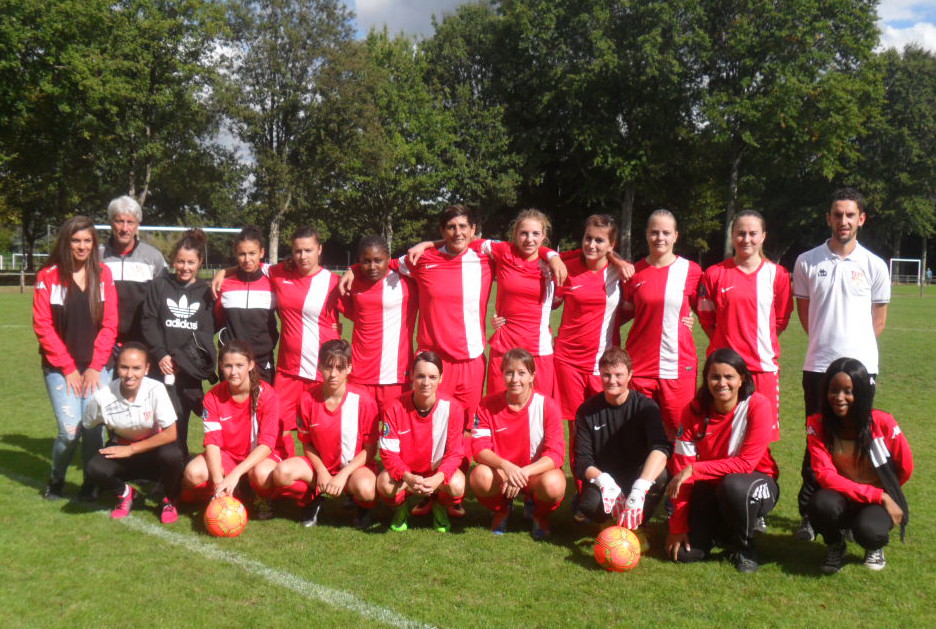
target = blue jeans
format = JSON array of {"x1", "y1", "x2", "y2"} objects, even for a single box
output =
[{"x1": 43, "y1": 368, "x2": 112, "y2": 484}]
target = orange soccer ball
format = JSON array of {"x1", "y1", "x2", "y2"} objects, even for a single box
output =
[
  {"x1": 204, "y1": 496, "x2": 248, "y2": 538},
  {"x1": 594, "y1": 525, "x2": 641, "y2": 572}
]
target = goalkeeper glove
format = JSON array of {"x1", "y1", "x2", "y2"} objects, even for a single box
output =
[{"x1": 591, "y1": 473, "x2": 622, "y2": 514}]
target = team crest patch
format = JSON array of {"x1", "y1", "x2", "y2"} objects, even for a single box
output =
[
  {"x1": 473, "y1": 416, "x2": 480, "y2": 429},
  {"x1": 380, "y1": 421, "x2": 391, "y2": 437}
]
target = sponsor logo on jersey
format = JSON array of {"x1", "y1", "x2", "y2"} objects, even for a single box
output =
[
  {"x1": 818, "y1": 269, "x2": 828, "y2": 277},
  {"x1": 165, "y1": 295, "x2": 201, "y2": 329}
]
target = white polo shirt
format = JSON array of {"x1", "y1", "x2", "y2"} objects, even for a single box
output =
[
  {"x1": 83, "y1": 377, "x2": 177, "y2": 442},
  {"x1": 793, "y1": 241, "x2": 890, "y2": 374}
]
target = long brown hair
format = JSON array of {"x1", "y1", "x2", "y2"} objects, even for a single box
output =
[
  {"x1": 220, "y1": 340, "x2": 262, "y2": 418},
  {"x1": 47, "y1": 215, "x2": 104, "y2": 323}
]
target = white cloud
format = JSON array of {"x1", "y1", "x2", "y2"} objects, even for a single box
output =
[
  {"x1": 351, "y1": 0, "x2": 467, "y2": 37},
  {"x1": 878, "y1": 0, "x2": 936, "y2": 24},
  {"x1": 878, "y1": 22, "x2": 936, "y2": 53}
]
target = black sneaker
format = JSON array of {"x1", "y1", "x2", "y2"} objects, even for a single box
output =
[
  {"x1": 793, "y1": 516, "x2": 815, "y2": 541},
  {"x1": 352, "y1": 506, "x2": 371, "y2": 530},
  {"x1": 731, "y1": 548, "x2": 759, "y2": 574},
  {"x1": 77, "y1": 481, "x2": 99, "y2": 503},
  {"x1": 43, "y1": 480, "x2": 65, "y2": 501},
  {"x1": 301, "y1": 497, "x2": 324, "y2": 528},
  {"x1": 822, "y1": 542, "x2": 847, "y2": 575}
]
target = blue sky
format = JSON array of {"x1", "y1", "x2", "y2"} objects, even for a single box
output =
[{"x1": 344, "y1": 0, "x2": 936, "y2": 52}]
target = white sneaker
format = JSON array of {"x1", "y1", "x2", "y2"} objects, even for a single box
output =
[{"x1": 863, "y1": 548, "x2": 886, "y2": 571}]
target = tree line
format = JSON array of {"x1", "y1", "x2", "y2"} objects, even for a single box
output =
[{"x1": 1, "y1": 0, "x2": 934, "y2": 268}]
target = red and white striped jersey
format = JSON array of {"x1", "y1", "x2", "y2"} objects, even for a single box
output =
[
  {"x1": 622, "y1": 256, "x2": 703, "y2": 380},
  {"x1": 202, "y1": 381, "x2": 281, "y2": 462},
  {"x1": 478, "y1": 240, "x2": 555, "y2": 356},
  {"x1": 697, "y1": 259, "x2": 793, "y2": 373},
  {"x1": 296, "y1": 385, "x2": 379, "y2": 474},
  {"x1": 339, "y1": 268, "x2": 417, "y2": 385},
  {"x1": 553, "y1": 256, "x2": 623, "y2": 375},
  {"x1": 395, "y1": 246, "x2": 493, "y2": 362},
  {"x1": 378, "y1": 394, "x2": 464, "y2": 482},
  {"x1": 471, "y1": 392, "x2": 565, "y2": 468},
  {"x1": 268, "y1": 263, "x2": 340, "y2": 380}
]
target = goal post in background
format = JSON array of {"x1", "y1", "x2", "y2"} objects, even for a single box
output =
[{"x1": 889, "y1": 257, "x2": 921, "y2": 285}]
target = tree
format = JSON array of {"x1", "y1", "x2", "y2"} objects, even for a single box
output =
[{"x1": 218, "y1": 0, "x2": 353, "y2": 261}]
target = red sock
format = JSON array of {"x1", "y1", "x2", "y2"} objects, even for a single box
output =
[
  {"x1": 381, "y1": 490, "x2": 407, "y2": 508},
  {"x1": 533, "y1": 494, "x2": 561, "y2": 521},
  {"x1": 478, "y1": 494, "x2": 509, "y2": 514},
  {"x1": 352, "y1": 496, "x2": 377, "y2": 510},
  {"x1": 278, "y1": 479, "x2": 312, "y2": 506},
  {"x1": 179, "y1": 481, "x2": 212, "y2": 504}
]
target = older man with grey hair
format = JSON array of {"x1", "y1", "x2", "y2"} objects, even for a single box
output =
[{"x1": 101, "y1": 196, "x2": 166, "y2": 345}]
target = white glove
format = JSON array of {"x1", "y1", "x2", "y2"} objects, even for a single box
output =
[
  {"x1": 591, "y1": 473, "x2": 622, "y2": 514},
  {"x1": 615, "y1": 478, "x2": 652, "y2": 529}
]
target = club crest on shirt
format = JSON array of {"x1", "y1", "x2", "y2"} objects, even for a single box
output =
[
  {"x1": 380, "y1": 421, "x2": 391, "y2": 437},
  {"x1": 473, "y1": 415, "x2": 480, "y2": 429}
]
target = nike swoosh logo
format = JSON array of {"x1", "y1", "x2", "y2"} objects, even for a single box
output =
[
  {"x1": 495, "y1": 427, "x2": 507, "y2": 432},
  {"x1": 220, "y1": 416, "x2": 232, "y2": 422},
  {"x1": 308, "y1": 423, "x2": 319, "y2": 427},
  {"x1": 399, "y1": 429, "x2": 411, "y2": 435},
  {"x1": 566, "y1": 285, "x2": 582, "y2": 291},
  {"x1": 283, "y1": 280, "x2": 293, "y2": 284},
  {"x1": 425, "y1": 264, "x2": 438, "y2": 269},
  {"x1": 720, "y1": 286, "x2": 734, "y2": 293},
  {"x1": 594, "y1": 424, "x2": 606, "y2": 431},
  {"x1": 632, "y1": 282, "x2": 645, "y2": 289}
]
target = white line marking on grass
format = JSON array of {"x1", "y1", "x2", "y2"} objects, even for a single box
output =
[{"x1": 1, "y1": 468, "x2": 439, "y2": 629}]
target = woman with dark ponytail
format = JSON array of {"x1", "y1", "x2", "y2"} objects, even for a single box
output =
[
  {"x1": 142, "y1": 228, "x2": 216, "y2": 457},
  {"x1": 180, "y1": 340, "x2": 291, "y2": 509},
  {"x1": 806, "y1": 357, "x2": 913, "y2": 574}
]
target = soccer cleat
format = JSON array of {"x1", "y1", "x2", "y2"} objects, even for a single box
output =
[
  {"x1": 793, "y1": 517, "x2": 815, "y2": 541},
  {"x1": 447, "y1": 502, "x2": 466, "y2": 519},
  {"x1": 572, "y1": 510, "x2": 588, "y2": 523},
  {"x1": 490, "y1": 510, "x2": 510, "y2": 535},
  {"x1": 531, "y1": 515, "x2": 550, "y2": 540},
  {"x1": 389, "y1": 504, "x2": 409, "y2": 532},
  {"x1": 78, "y1": 480, "x2": 99, "y2": 503},
  {"x1": 352, "y1": 507, "x2": 372, "y2": 530},
  {"x1": 863, "y1": 548, "x2": 886, "y2": 571},
  {"x1": 253, "y1": 496, "x2": 274, "y2": 521},
  {"x1": 111, "y1": 486, "x2": 135, "y2": 519},
  {"x1": 431, "y1": 501, "x2": 451, "y2": 533},
  {"x1": 160, "y1": 498, "x2": 179, "y2": 524},
  {"x1": 754, "y1": 516, "x2": 768, "y2": 534},
  {"x1": 523, "y1": 498, "x2": 535, "y2": 520},
  {"x1": 301, "y1": 497, "x2": 324, "y2": 528},
  {"x1": 821, "y1": 542, "x2": 847, "y2": 575},
  {"x1": 411, "y1": 496, "x2": 434, "y2": 517},
  {"x1": 731, "y1": 548, "x2": 759, "y2": 574},
  {"x1": 43, "y1": 480, "x2": 65, "y2": 501}
]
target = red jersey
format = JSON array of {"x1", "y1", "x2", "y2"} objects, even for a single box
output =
[
  {"x1": 396, "y1": 246, "x2": 493, "y2": 362},
  {"x1": 297, "y1": 385, "x2": 379, "y2": 474},
  {"x1": 338, "y1": 268, "x2": 417, "y2": 385},
  {"x1": 479, "y1": 240, "x2": 555, "y2": 356},
  {"x1": 622, "y1": 256, "x2": 703, "y2": 379},
  {"x1": 202, "y1": 381, "x2": 281, "y2": 462},
  {"x1": 267, "y1": 263, "x2": 340, "y2": 380},
  {"x1": 553, "y1": 256, "x2": 623, "y2": 375},
  {"x1": 807, "y1": 410, "x2": 913, "y2": 505},
  {"x1": 697, "y1": 259, "x2": 793, "y2": 373},
  {"x1": 379, "y1": 394, "x2": 464, "y2": 482},
  {"x1": 669, "y1": 392, "x2": 779, "y2": 534},
  {"x1": 471, "y1": 392, "x2": 565, "y2": 469}
]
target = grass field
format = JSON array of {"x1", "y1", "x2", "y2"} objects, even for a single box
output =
[{"x1": 1, "y1": 286, "x2": 934, "y2": 628}]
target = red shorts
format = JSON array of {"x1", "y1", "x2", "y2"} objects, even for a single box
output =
[
  {"x1": 298, "y1": 455, "x2": 377, "y2": 478},
  {"x1": 751, "y1": 370, "x2": 780, "y2": 441},
  {"x1": 630, "y1": 374, "x2": 697, "y2": 440},
  {"x1": 275, "y1": 370, "x2": 317, "y2": 431},
  {"x1": 554, "y1": 359, "x2": 603, "y2": 420},
  {"x1": 350, "y1": 382, "x2": 408, "y2": 413},
  {"x1": 486, "y1": 352, "x2": 556, "y2": 398},
  {"x1": 437, "y1": 354, "x2": 486, "y2": 423}
]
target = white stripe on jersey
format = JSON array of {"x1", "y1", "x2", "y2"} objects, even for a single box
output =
[
  {"x1": 298, "y1": 271, "x2": 333, "y2": 380},
  {"x1": 340, "y1": 392, "x2": 360, "y2": 467},
  {"x1": 755, "y1": 263, "x2": 778, "y2": 372},
  {"x1": 460, "y1": 249, "x2": 485, "y2": 358},
  {"x1": 106, "y1": 259, "x2": 155, "y2": 283},
  {"x1": 536, "y1": 260, "x2": 555, "y2": 355},
  {"x1": 203, "y1": 421, "x2": 221, "y2": 433},
  {"x1": 727, "y1": 398, "x2": 751, "y2": 457},
  {"x1": 471, "y1": 428, "x2": 492, "y2": 438},
  {"x1": 221, "y1": 289, "x2": 273, "y2": 310},
  {"x1": 379, "y1": 273, "x2": 405, "y2": 385},
  {"x1": 50, "y1": 284, "x2": 66, "y2": 306},
  {"x1": 592, "y1": 267, "x2": 622, "y2": 374},
  {"x1": 674, "y1": 440, "x2": 697, "y2": 457},
  {"x1": 431, "y1": 399, "x2": 451, "y2": 469},
  {"x1": 659, "y1": 257, "x2": 689, "y2": 379},
  {"x1": 379, "y1": 437, "x2": 400, "y2": 453},
  {"x1": 870, "y1": 436, "x2": 889, "y2": 468},
  {"x1": 528, "y1": 393, "x2": 545, "y2": 461}
]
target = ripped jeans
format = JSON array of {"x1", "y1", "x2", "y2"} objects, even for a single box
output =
[{"x1": 43, "y1": 368, "x2": 111, "y2": 484}]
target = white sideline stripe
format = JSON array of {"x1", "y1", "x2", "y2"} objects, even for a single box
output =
[{"x1": 1, "y1": 468, "x2": 439, "y2": 629}]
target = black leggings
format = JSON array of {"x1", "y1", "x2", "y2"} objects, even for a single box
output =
[
  {"x1": 677, "y1": 473, "x2": 779, "y2": 562},
  {"x1": 808, "y1": 489, "x2": 892, "y2": 550},
  {"x1": 85, "y1": 441, "x2": 185, "y2": 499},
  {"x1": 579, "y1": 470, "x2": 668, "y2": 525},
  {"x1": 165, "y1": 372, "x2": 204, "y2": 459}
]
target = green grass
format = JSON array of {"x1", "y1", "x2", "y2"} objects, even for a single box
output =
[{"x1": 1, "y1": 285, "x2": 934, "y2": 628}]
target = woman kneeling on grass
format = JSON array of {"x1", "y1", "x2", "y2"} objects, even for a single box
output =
[
  {"x1": 83, "y1": 343, "x2": 184, "y2": 523},
  {"x1": 377, "y1": 352, "x2": 465, "y2": 532},
  {"x1": 807, "y1": 357, "x2": 913, "y2": 574},
  {"x1": 665, "y1": 348, "x2": 780, "y2": 573},
  {"x1": 271, "y1": 339, "x2": 379, "y2": 529},
  {"x1": 180, "y1": 340, "x2": 292, "y2": 516},
  {"x1": 470, "y1": 348, "x2": 565, "y2": 539}
]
